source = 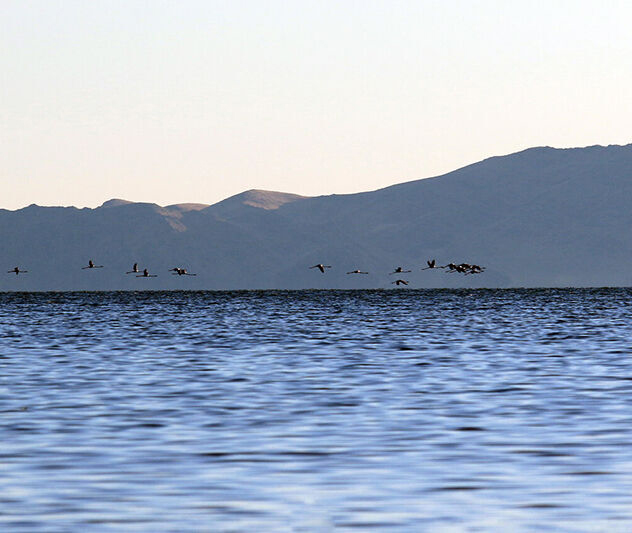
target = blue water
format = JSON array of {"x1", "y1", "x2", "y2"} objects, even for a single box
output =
[{"x1": 1, "y1": 289, "x2": 632, "y2": 531}]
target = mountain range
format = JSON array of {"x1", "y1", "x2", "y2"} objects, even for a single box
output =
[{"x1": 2, "y1": 144, "x2": 632, "y2": 291}]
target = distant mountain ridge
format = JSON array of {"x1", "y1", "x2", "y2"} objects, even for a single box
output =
[{"x1": 2, "y1": 144, "x2": 632, "y2": 290}]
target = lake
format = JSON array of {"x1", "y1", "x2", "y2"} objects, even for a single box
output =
[{"x1": 1, "y1": 289, "x2": 631, "y2": 531}]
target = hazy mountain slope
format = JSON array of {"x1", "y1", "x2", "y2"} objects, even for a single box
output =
[
  {"x1": 270, "y1": 145, "x2": 632, "y2": 287},
  {"x1": 2, "y1": 144, "x2": 632, "y2": 290}
]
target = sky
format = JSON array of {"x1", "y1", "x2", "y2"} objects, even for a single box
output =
[{"x1": 2, "y1": 0, "x2": 631, "y2": 210}]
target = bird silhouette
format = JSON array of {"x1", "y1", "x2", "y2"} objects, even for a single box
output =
[
  {"x1": 391, "y1": 279, "x2": 409, "y2": 286},
  {"x1": 443, "y1": 262, "x2": 485, "y2": 274},
  {"x1": 126, "y1": 263, "x2": 139, "y2": 274},
  {"x1": 170, "y1": 267, "x2": 197, "y2": 276},
  {"x1": 390, "y1": 266, "x2": 411, "y2": 275},
  {"x1": 421, "y1": 259, "x2": 437, "y2": 270},
  {"x1": 447, "y1": 264, "x2": 468, "y2": 274},
  {"x1": 7, "y1": 267, "x2": 27, "y2": 275},
  {"x1": 82, "y1": 260, "x2": 103, "y2": 269},
  {"x1": 137, "y1": 268, "x2": 157, "y2": 278},
  {"x1": 310, "y1": 264, "x2": 331, "y2": 273},
  {"x1": 466, "y1": 264, "x2": 485, "y2": 275},
  {"x1": 346, "y1": 269, "x2": 368, "y2": 274}
]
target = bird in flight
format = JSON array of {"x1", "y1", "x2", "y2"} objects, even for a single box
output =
[
  {"x1": 442, "y1": 262, "x2": 486, "y2": 274},
  {"x1": 137, "y1": 268, "x2": 157, "y2": 278},
  {"x1": 82, "y1": 260, "x2": 103, "y2": 269},
  {"x1": 170, "y1": 267, "x2": 197, "y2": 276},
  {"x1": 421, "y1": 259, "x2": 438, "y2": 270},
  {"x1": 310, "y1": 264, "x2": 331, "y2": 273},
  {"x1": 466, "y1": 264, "x2": 485, "y2": 275},
  {"x1": 7, "y1": 267, "x2": 27, "y2": 275},
  {"x1": 391, "y1": 279, "x2": 409, "y2": 286},
  {"x1": 390, "y1": 266, "x2": 411, "y2": 275},
  {"x1": 346, "y1": 269, "x2": 368, "y2": 274},
  {"x1": 447, "y1": 264, "x2": 468, "y2": 274},
  {"x1": 126, "y1": 263, "x2": 140, "y2": 274}
]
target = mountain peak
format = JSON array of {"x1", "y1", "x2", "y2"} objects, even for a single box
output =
[
  {"x1": 164, "y1": 203, "x2": 210, "y2": 212},
  {"x1": 100, "y1": 198, "x2": 134, "y2": 208},
  {"x1": 239, "y1": 189, "x2": 307, "y2": 210}
]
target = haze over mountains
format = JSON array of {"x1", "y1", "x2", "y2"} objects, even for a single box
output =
[{"x1": 2, "y1": 144, "x2": 632, "y2": 291}]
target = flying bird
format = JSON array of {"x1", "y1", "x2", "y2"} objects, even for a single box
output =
[
  {"x1": 126, "y1": 263, "x2": 140, "y2": 274},
  {"x1": 421, "y1": 259, "x2": 438, "y2": 270},
  {"x1": 443, "y1": 262, "x2": 485, "y2": 274},
  {"x1": 310, "y1": 264, "x2": 331, "y2": 273},
  {"x1": 137, "y1": 268, "x2": 157, "y2": 278},
  {"x1": 391, "y1": 279, "x2": 409, "y2": 286},
  {"x1": 390, "y1": 266, "x2": 411, "y2": 275},
  {"x1": 170, "y1": 267, "x2": 197, "y2": 276},
  {"x1": 466, "y1": 264, "x2": 485, "y2": 275},
  {"x1": 82, "y1": 260, "x2": 103, "y2": 269},
  {"x1": 346, "y1": 269, "x2": 368, "y2": 274},
  {"x1": 447, "y1": 264, "x2": 468, "y2": 274},
  {"x1": 7, "y1": 267, "x2": 27, "y2": 275}
]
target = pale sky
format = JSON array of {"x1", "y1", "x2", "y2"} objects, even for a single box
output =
[{"x1": 2, "y1": 0, "x2": 631, "y2": 210}]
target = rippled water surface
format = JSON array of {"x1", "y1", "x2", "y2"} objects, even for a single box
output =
[{"x1": 1, "y1": 289, "x2": 632, "y2": 531}]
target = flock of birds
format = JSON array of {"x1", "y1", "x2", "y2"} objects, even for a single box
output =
[
  {"x1": 6, "y1": 258, "x2": 483, "y2": 287},
  {"x1": 310, "y1": 259, "x2": 485, "y2": 286},
  {"x1": 7, "y1": 261, "x2": 196, "y2": 278}
]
